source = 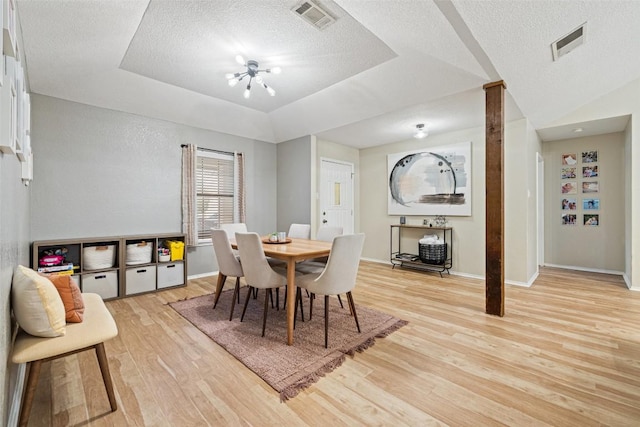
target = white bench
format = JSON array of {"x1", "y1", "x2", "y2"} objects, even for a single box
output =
[{"x1": 11, "y1": 293, "x2": 119, "y2": 426}]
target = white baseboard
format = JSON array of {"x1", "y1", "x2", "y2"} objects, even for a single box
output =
[
  {"x1": 621, "y1": 273, "x2": 640, "y2": 291},
  {"x1": 7, "y1": 363, "x2": 26, "y2": 427},
  {"x1": 362, "y1": 257, "x2": 536, "y2": 287},
  {"x1": 543, "y1": 263, "x2": 624, "y2": 276},
  {"x1": 187, "y1": 271, "x2": 218, "y2": 280}
]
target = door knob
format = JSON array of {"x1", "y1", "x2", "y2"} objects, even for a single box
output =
[{"x1": 322, "y1": 219, "x2": 328, "y2": 224}]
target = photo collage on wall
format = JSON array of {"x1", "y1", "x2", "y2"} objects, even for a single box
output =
[{"x1": 561, "y1": 150, "x2": 599, "y2": 226}]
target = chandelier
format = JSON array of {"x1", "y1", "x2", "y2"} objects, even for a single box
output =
[
  {"x1": 414, "y1": 123, "x2": 428, "y2": 139},
  {"x1": 225, "y1": 55, "x2": 281, "y2": 99}
]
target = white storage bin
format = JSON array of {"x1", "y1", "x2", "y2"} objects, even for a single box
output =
[
  {"x1": 83, "y1": 245, "x2": 116, "y2": 270},
  {"x1": 82, "y1": 271, "x2": 118, "y2": 299},
  {"x1": 126, "y1": 266, "x2": 156, "y2": 295},
  {"x1": 157, "y1": 262, "x2": 184, "y2": 289},
  {"x1": 126, "y1": 242, "x2": 153, "y2": 265}
]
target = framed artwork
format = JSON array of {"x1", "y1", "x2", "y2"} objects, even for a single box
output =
[
  {"x1": 388, "y1": 141, "x2": 472, "y2": 216},
  {"x1": 582, "y1": 151, "x2": 598, "y2": 163},
  {"x1": 582, "y1": 165, "x2": 598, "y2": 177},
  {"x1": 562, "y1": 213, "x2": 577, "y2": 225},
  {"x1": 561, "y1": 198, "x2": 576, "y2": 210},
  {"x1": 584, "y1": 214, "x2": 599, "y2": 226},
  {"x1": 562, "y1": 153, "x2": 578, "y2": 165},
  {"x1": 561, "y1": 181, "x2": 577, "y2": 194},
  {"x1": 561, "y1": 167, "x2": 576, "y2": 179},
  {"x1": 582, "y1": 181, "x2": 599, "y2": 193},
  {"x1": 583, "y1": 198, "x2": 599, "y2": 210}
]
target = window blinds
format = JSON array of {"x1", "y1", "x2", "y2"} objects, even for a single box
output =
[{"x1": 195, "y1": 153, "x2": 234, "y2": 240}]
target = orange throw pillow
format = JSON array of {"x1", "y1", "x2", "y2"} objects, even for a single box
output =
[{"x1": 47, "y1": 275, "x2": 85, "y2": 323}]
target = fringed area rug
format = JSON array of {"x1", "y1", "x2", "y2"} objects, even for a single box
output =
[{"x1": 169, "y1": 289, "x2": 407, "y2": 401}]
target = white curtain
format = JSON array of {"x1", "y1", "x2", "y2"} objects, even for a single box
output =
[{"x1": 182, "y1": 144, "x2": 197, "y2": 246}]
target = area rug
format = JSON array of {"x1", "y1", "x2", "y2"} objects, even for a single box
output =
[{"x1": 169, "y1": 289, "x2": 407, "y2": 401}]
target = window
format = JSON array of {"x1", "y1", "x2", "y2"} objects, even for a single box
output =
[
  {"x1": 182, "y1": 145, "x2": 245, "y2": 246},
  {"x1": 195, "y1": 151, "x2": 234, "y2": 241}
]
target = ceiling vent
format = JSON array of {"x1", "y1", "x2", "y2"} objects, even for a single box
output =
[
  {"x1": 292, "y1": 0, "x2": 336, "y2": 30},
  {"x1": 551, "y1": 23, "x2": 586, "y2": 61}
]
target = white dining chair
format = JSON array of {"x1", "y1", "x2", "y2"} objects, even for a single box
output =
[
  {"x1": 295, "y1": 233, "x2": 365, "y2": 348},
  {"x1": 235, "y1": 232, "x2": 288, "y2": 337},
  {"x1": 211, "y1": 229, "x2": 244, "y2": 320},
  {"x1": 296, "y1": 226, "x2": 343, "y2": 274},
  {"x1": 219, "y1": 223, "x2": 248, "y2": 239},
  {"x1": 288, "y1": 223, "x2": 311, "y2": 239}
]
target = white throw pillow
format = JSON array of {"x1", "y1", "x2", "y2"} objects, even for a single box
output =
[{"x1": 12, "y1": 265, "x2": 66, "y2": 337}]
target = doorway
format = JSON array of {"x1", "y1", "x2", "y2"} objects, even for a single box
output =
[{"x1": 319, "y1": 158, "x2": 354, "y2": 235}]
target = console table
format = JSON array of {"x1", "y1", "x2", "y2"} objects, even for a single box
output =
[{"x1": 390, "y1": 224, "x2": 452, "y2": 277}]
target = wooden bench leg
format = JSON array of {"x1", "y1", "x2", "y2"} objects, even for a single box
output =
[
  {"x1": 95, "y1": 343, "x2": 117, "y2": 411},
  {"x1": 18, "y1": 360, "x2": 42, "y2": 427}
]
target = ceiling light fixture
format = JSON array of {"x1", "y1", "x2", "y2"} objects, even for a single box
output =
[
  {"x1": 225, "y1": 55, "x2": 281, "y2": 99},
  {"x1": 414, "y1": 123, "x2": 428, "y2": 139}
]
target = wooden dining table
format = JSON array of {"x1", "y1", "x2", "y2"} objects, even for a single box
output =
[{"x1": 231, "y1": 236, "x2": 332, "y2": 345}]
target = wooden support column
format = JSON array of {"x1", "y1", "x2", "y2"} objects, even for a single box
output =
[{"x1": 483, "y1": 80, "x2": 506, "y2": 316}]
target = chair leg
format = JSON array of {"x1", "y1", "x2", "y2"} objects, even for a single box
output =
[
  {"x1": 262, "y1": 289, "x2": 270, "y2": 337},
  {"x1": 229, "y1": 277, "x2": 240, "y2": 321},
  {"x1": 253, "y1": 287, "x2": 258, "y2": 299},
  {"x1": 337, "y1": 294, "x2": 344, "y2": 309},
  {"x1": 324, "y1": 295, "x2": 330, "y2": 349},
  {"x1": 346, "y1": 292, "x2": 361, "y2": 333},
  {"x1": 18, "y1": 360, "x2": 42, "y2": 427},
  {"x1": 297, "y1": 288, "x2": 304, "y2": 322},
  {"x1": 95, "y1": 342, "x2": 117, "y2": 411},
  {"x1": 309, "y1": 292, "x2": 314, "y2": 320},
  {"x1": 241, "y1": 286, "x2": 253, "y2": 322},
  {"x1": 275, "y1": 288, "x2": 279, "y2": 310},
  {"x1": 213, "y1": 274, "x2": 227, "y2": 309},
  {"x1": 294, "y1": 288, "x2": 305, "y2": 329},
  {"x1": 283, "y1": 285, "x2": 287, "y2": 309},
  {"x1": 269, "y1": 288, "x2": 275, "y2": 309}
]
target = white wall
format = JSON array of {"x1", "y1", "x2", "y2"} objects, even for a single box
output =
[
  {"x1": 544, "y1": 77, "x2": 640, "y2": 288},
  {"x1": 526, "y1": 121, "x2": 543, "y2": 280},
  {"x1": 1, "y1": 15, "x2": 31, "y2": 425},
  {"x1": 543, "y1": 133, "x2": 625, "y2": 272},
  {"x1": 359, "y1": 118, "x2": 537, "y2": 284},
  {"x1": 30, "y1": 95, "x2": 278, "y2": 277}
]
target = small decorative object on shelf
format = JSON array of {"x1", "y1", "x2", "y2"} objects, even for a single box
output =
[{"x1": 435, "y1": 215, "x2": 447, "y2": 227}]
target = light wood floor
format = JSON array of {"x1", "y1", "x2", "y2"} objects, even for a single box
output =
[{"x1": 25, "y1": 263, "x2": 640, "y2": 426}]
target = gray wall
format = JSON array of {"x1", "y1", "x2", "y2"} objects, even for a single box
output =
[
  {"x1": 543, "y1": 132, "x2": 625, "y2": 272},
  {"x1": 1, "y1": 63, "x2": 31, "y2": 426},
  {"x1": 276, "y1": 136, "x2": 312, "y2": 233},
  {"x1": 31, "y1": 95, "x2": 278, "y2": 276}
]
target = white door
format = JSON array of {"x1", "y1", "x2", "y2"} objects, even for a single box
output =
[{"x1": 320, "y1": 159, "x2": 354, "y2": 235}]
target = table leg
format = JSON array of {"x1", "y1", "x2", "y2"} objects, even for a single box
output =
[{"x1": 286, "y1": 258, "x2": 296, "y2": 345}]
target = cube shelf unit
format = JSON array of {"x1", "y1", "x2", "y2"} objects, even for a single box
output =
[{"x1": 32, "y1": 233, "x2": 187, "y2": 300}]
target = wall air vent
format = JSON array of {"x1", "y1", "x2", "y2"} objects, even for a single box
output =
[
  {"x1": 551, "y1": 23, "x2": 586, "y2": 61},
  {"x1": 292, "y1": 0, "x2": 336, "y2": 30}
]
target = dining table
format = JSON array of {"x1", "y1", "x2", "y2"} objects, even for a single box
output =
[{"x1": 231, "y1": 236, "x2": 332, "y2": 345}]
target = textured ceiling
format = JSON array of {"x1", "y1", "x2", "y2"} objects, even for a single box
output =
[
  {"x1": 16, "y1": 0, "x2": 640, "y2": 147},
  {"x1": 120, "y1": 0, "x2": 397, "y2": 112}
]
